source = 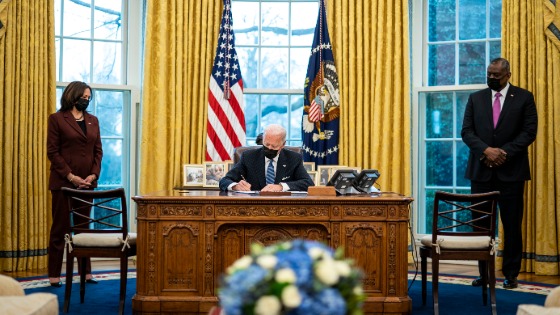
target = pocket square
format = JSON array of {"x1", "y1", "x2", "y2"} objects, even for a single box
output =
[{"x1": 282, "y1": 176, "x2": 290, "y2": 180}]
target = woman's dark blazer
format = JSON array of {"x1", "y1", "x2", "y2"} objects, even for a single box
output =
[{"x1": 47, "y1": 111, "x2": 103, "y2": 190}]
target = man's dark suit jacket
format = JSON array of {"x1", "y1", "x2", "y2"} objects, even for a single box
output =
[
  {"x1": 47, "y1": 111, "x2": 103, "y2": 190},
  {"x1": 461, "y1": 84, "x2": 538, "y2": 182},
  {"x1": 219, "y1": 147, "x2": 314, "y2": 191}
]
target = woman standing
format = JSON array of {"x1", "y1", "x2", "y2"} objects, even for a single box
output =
[{"x1": 46, "y1": 81, "x2": 103, "y2": 287}]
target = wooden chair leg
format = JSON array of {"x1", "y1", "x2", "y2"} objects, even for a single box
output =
[
  {"x1": 432, "y1": 256, "x2": 440, "y2": 315},
  {"x1": 420, "y1": 249, "x2": 427, "y2": 305},
  {"x1": 64, "y1": 254, "x2": 74, "y2": 313},
  {"x1": 80, "y1": 257, "x2": 86, "y2": 303},
  {"x1": 489, "y1": 257, "x2": 497, "y2": 315},
  {"x1": 119, "y1": 256, "x2": 128, "y2": 315},
  {"x1": 481, "y1": 260, "x2": 488, "y2": 306}
]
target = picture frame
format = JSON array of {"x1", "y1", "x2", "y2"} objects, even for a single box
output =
[
  {"x1": 303, "y1": 162, "x2": 315, "y2": 172},
  {"x1": 316, "y1": 165, "x2": 336, "y2": 186},
  {"x1": 183, "y1": 164, "x2": 204, "y2": 187},
  {"x1": 203, "y1": 162, "x2": 227, "y2": 187},
  {"x1": 328, "y1": 166, "x2": 361, "y2": 179},
  {"x1": 307, "y1": 171, "x2": 319, "y2": 186},
  {"x1": 225, "y1": 160, "x2": 235, "y2": 172}
]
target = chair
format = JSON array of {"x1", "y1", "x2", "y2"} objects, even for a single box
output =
[
  {"x1": 419, "y1": 191, "x2": 500, "y2": 315},
  {"x1": 233, "y1": 145, "x2": 303, "y2": 163},
  {"x1": 61, "y1": 187, "x2": 136, "y2": 315},
  {"x1": 0, "y1": 274, "x2": 58, "y2": 315}
]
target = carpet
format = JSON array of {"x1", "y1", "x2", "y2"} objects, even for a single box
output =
[{"x1": 21, "y1": 271, "x2": 552, "y2": 314}]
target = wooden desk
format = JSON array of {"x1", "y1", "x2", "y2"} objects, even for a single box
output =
[{"x1": 132, "y1": 190, "x2": 413, "y2": 314}]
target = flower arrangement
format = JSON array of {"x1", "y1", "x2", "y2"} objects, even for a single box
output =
[{"x1": 218, "y1": 239, "x2": 365, "y2": 315}]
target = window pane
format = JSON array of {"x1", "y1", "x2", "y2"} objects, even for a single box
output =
[
  {"x1": 290, "y1": 2, "x2": 318, "y2": 46},
  {"x1": 428, "y1": 0, "x2": 456, "y2": 42},
  {"x1": 261, "y1": 48, "x2": 288, "y2": 89},
  {"x1": 93, "y1": 0, "x2": 123, "y2": 40},
  {"x1": 55, "y1": 38, "x2": 61, "y2": 80},
  {"x1": 99, "y1": 139, "x2": 123, "y2": 186},
  {"x1": 489, "y1": 0, "x2": 502, "y2": 38},
  {"x1": 459, "y1": 0, "x2": 486, "y2": 40},
  {"x1": 55, "y1": 0, "x2": 62, "y2": 36},
  {"x1": 63, "y1": 0, "x2": 91, "y2": 38},
  {"x1": 244, "y1": 94, "x2": 260, "y2": 137},
  {"x1": 232, "y1": 1, "x2": 259, "y2": 45},
  {"x1": 428, "y1": 44, "x2": 455, "y2": 86},
  {"x1": 261, "y1": 94, "x2": 288, "y2": 127},
  {"x1": 425, "y1": 141, "x2": 453, "y2": 186},
  {"x1": 456, "y1": 91, "x2": 471, "y2": 136},
  {"x1": 458, "y1": 42, "x2": 485, "y2": 84},
  {"x1": 261, "y1": 2, "x2": 289, "y2": 45},
  {"x1": 290, "y1": 95, "x2": 303, "y2": 141},
  {"x1": 93, "y1": 42, "x2": 122, "y2": 84},
  {"x1": 95, "y1": 90, "x2": 124, "y2": 137},
  {"x1": 426, "y1": 92, "x2": 453, "y2": 139},
  {"x1": 489, "y1": 40, "x2": 501, "y2": 60},
  {"x1": 456, "y1": 141, "x2": 470, "y2": 187},
  {"x1": 62, "y1": 39, "x2": 91, "y2": 82},
  {"x1": 237, "y1": 47, "x2": 258, "y2": 88},
  {"x1": 290, "y1": 48, "x2": 308, "y2": 89}
]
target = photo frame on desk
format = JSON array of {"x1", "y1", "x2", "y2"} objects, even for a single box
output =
[
  {"x1": 303, "y1": 162, "x2": 315, "y2": 172},
  {"x1": 203, "y1": 162, "x2": 227, "y2": 187},
  {"x1": 317, "y1": 165, "x2": 340, "y2": 186},
  {"x1": 225, "y1": 160, "x2": 235, "y2": 172},
  {"x1": 183, "y1": 164, "x2": 204, "y2": 187},
  {"x1": 329, "y1": 166, "x2": 361, "y2": 178},
  {"x1": 307, "y1": 171, "x2": 319, "y2": 186}
]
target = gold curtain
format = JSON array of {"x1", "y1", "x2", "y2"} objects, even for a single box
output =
[
  {"x1": 140, "y1": 0, "x2": 220, "y2": 194},
  {"x1": 502, "y1": 0, "x2": 560, "y2": 275},
  {"x1": 330, "y1": 0, "x2": 411, "y2": 195},
  {"x1": 0, "y1": 0, "x2": 56, "y2": 271}
]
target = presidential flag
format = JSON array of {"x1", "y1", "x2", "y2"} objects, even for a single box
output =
[
  {"x1": 206, "y1": 0, "x2": 246, "y2": 161},
  {"x1": 302, "y1": 0, "x2": 340, "y2": 166}
]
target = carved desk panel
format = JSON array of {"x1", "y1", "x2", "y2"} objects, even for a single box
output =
[{"x1": 132, "y1": 190, "x2": 412, "y2": 314}]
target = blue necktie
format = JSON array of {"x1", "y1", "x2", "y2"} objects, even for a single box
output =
[{"x1": 266, "y1": 159, "x2": 275, "y2": 185}]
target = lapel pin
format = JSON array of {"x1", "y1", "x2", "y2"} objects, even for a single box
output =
[{"x1": 283, "y1": 164, "x2": 286, "y2": 167}]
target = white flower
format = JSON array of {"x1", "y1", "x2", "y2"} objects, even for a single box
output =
[
  {"x1": 275, "y1": 268, "x2": 297, "y2": 283},
  {"x1": 255, "y1": 295, "x2": 281, "y2": 315},
  {"x1": 281, "y1": 285, "x2": 302, "y2": 308},
  {"x1": 335, "y1": 260, "x2": 351, "y2": 277},
  {"x1": 315, "y1": 258, "x2": 339, "y2": 285},
  {"x1": 256, "y1": 254, "x2": 278, "y2": 270},
  {"x1": 227, "y1": 255, "x2": 252, "y2": 274},
  {"x1": 353, "y1": 286, "x2": 363, "y2": 295},
  {"x1": 308, "y1": 247, "x2": 327, "y2": 260}
]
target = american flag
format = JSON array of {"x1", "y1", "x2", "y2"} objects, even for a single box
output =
[
  {"x1": 302, "y1": 0, "x2": 340, "y2": 165},
  {"x1": 206, "y1": 0, "x2": 245, "y2": 161}
]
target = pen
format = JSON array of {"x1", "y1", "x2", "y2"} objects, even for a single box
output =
[{"x1": 240, "y1": 175, "x2": 246, "y2": 181}]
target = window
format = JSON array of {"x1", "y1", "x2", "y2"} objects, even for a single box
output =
[
  {"x1": 412, "y1": 0, "x2": 502, "y2": 233},
  {"x1": 54, "y1": 0, "x2": 142, "y2": 228},
  {"x1": 231, "y1": 0, "x2": 318, "y2": 145}
]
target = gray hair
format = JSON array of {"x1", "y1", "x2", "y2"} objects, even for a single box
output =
[
  {"x1": 263, "y1": 124, "x2": 287, "y2": 143},
  {"x1": 490, "y1": 57, "x2": 510, "y2": 73}
]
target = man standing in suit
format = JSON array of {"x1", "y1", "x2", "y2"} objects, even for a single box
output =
[
  {"x1": 461, "y1": 57, "x2": 538, "y2": 289},
  {"x1": 219, "y1": 124, "x2": 313, "y2": 192}
]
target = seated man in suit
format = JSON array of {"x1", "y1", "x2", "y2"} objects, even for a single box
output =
[{"x1": 219, "y1": 124, "x2": 314, "y2": 192}]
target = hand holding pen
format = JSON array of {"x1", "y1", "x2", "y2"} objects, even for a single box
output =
[{"x1": 233, "y1": 174, "x2": 252, "y2": 191}]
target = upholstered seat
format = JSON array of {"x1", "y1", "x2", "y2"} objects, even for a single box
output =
[
  {"x1": 233, "y1": 145, "x2": 302, "y2": 163},
  {"x1": 0, "y1": 274, "x2": 58, "y2": 315},
  {"x1": 420, "y1": 190, "x2": 500, "y2": 315}
]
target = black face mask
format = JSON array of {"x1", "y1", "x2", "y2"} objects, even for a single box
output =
[
  {"x1": 487, "y1": 77, "x2": 502, "y2": 91},
  {"x1": 75, "y1": 98, "x2": 89, "y2": 111},
  {"x1": 263, "y1": 145, "x2": 279, "y2": 159}
]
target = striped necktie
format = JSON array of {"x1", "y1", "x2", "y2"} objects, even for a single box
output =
[{"x1": 266, "y1": 159, "x2": 275, "y2": 185}]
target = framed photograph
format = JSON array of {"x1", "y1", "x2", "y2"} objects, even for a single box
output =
[
  {"x1": 183, "y1": 164, "x2": 204, "y2": 187},
  {"x1": 226, "y1": 160, "x2": 235, "y2": 172},
  {"x1": 329, "y1": 166, "x2": 361, "y2": 179},
  {"x1": 203, "y1": 162, "x2": 227, "y2": 187},
  {"x1": 316, "y1": 165, "x2": 334, "y2": 186},
  {"x1": 303, "y1": 162, "x2": 315, "y2": 172},
  {"x1": 307, "y1": 171, "x2": 319, "y2": 185}
]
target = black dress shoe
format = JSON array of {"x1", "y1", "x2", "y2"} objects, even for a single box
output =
[
  {"x1": 471, "y1": 278, "x2": 484, "y2": 287},
  {"x1": 50, "y1": 281, "x2": 62, "y2": 287},
  {"x1": 86, "y1": 278, "x2": 98, "y2": 284},
  {"x1": 503, "y1": 277, "x2": 518, "y2": 289}
]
